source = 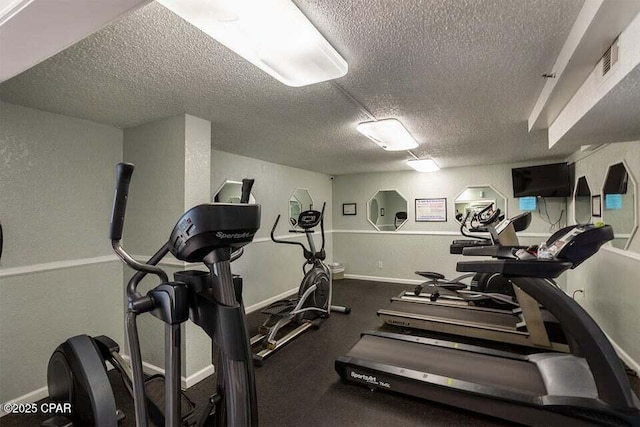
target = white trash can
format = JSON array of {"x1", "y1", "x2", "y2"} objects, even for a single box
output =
[{"x1": 328, "y1": 262, "x2": 345, "y2": 280}]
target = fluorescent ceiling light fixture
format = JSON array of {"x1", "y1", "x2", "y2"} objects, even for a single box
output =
[
  {"x1": 157, "y1": 0, "x2": 348, "y2": 87},
  {"x1": 356, "y1": 119, "x2": 419, "y2": 151},
  {"x1": 407, "y1": 159, "x2": 439, "y2": 172},
  {"x1": 0, "y1": 0, "x2": 34, "y2": 26}
]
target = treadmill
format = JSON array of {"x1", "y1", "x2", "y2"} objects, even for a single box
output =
[
  {"x1": 336, "y1": 224, "x2": 640, "y2": 426},
  {"x1": 378, "y1": 214, "x2": 567, "y2": 351}
]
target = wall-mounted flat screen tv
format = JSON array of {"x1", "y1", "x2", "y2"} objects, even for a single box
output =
[{"x1": 512, "y1": 162, "x2": 572, "y2": 198}]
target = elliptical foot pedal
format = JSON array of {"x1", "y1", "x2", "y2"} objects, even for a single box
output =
[
  {"x1": 252, "y1": 354, "x2": 265, "y2": 367},
  {"x1": 261, "y1": 300, "x2": 296, "y2": 315},
  {"x1": 144, "y1": 375, "x2": 196, "y2": 426},
  {"x1": 42, "y1": 416, "x2": 73, "y2": 427}
]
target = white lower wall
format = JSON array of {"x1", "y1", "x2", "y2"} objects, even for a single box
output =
[
  {"x1": 565, "y1": 141, "x2": 640, "y2": 368},
  {"x1": 334, "y1": 232, "x2": 565, "y2": 288},
  {"x1": 0, "y1": 262, "x2": 124, "y2": 405},
  {"x1": 566, "y1": 247, "x2": 640, "y2": 367}
]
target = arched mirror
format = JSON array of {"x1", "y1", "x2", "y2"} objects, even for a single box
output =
[
  {"x1": 213, "y1": 180, "x2": 256, "y2": 204},
  {"x1": 602, "y1": 162, "x2": 637, "y2": 250},
  {"x1": 574, "y1": 176, "x2": 591, "y2": 224},
  {"x1": 289, "y1": 188, "x2": 313, "y2": 228},
  {"x1": 367, "y1": 190, "x2": 408, "y2": 231},
  {"x1": 454, "y1": 185, "x2": 507, "y2": 225}
]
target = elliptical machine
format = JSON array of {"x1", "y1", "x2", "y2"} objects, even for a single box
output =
[
  {"x1": 251, "y1": 203, "x2": 350, "y2": 365},
  {"x1": 411, "y1": 209, "x2": 533, "y2": 308},
  {"x1": 44, "y1": 163, "x2": 260, "y2": 426}
]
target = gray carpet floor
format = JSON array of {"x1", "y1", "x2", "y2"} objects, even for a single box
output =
[{"x1": 3, "y1": 278, "x2": 638, "y2": 426}]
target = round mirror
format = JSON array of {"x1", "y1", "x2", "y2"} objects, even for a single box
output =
[
  {"x1": 574, "y1": 176, "x2": 591, "y2": 224},
  {"x1": 367, "y1": 190, "x2": 408, "y2": 231},
  {"x1": 602, "y1": 162, "x2": 637, "y2": 250},
  {"x1": 213, "y1": 180, "x2": 256, "y2": 204},
  {"x1": 289, "y1": 188, "x2": 313, "y2": 228},
  {"x1": 454, "y1": 186, "x2": 507, "y2": 225}
]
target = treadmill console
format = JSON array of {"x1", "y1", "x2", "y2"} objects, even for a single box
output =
[
  {"x1": 457, "y1": 224, "x2": 613, "y2": 278},
  {"x1": 546, "y1": 224, "x2": 613, "y2": 267}
]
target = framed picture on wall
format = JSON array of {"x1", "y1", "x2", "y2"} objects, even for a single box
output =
[
  {"x1": 415, "y1": 198, "x2": 447, "y2": 222},
  {"x1": 592, "y1": 195, "x2": 602, "y2": 217},
  {"x1": 342, "y1": 203, "x2": 357, "y2": 215}
]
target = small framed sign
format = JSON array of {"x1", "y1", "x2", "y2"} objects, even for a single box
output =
[
  {"x1": 416, "y1": 198, "x2": 447, "y2": 222},
  {"x1": 342, "y1": 203, "x2": 357, "y2": 216},
  {"x1": 592, "y1": 195, "x2": 602, "y2": 217}
]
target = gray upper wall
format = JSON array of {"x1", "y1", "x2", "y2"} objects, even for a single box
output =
[
  {"x1": 565, "y1": 140, "x2": 640, "y2": 366},
  {"x1": 0, "y1": 102, "x2": 125, "y2": 403},
  {"x1": 210, "y1": 149, "x2": 334, "y2": 239},
  {"x1": 330, "y1": 160, "x2": 568, "y2": 285},
  {"x1": 123, "y1": 115, "x2": 186, "y2": 255},
  {"x1": 568, "y1": 141, "x2": 640, "y2": 253},
  {"x1": 0, "y1": 101, "x2": 123, "y2": 267},
  {"x1": 332, "y1": 161, "x2": 566, "y2": 234},
  {"x1": 209, "y1": 148, "x2": 334, "y2": 306}
]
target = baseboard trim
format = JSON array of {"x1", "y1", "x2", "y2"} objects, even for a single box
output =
[
  {"x1": 121, "y1": 355, "x2": 216, "y2": 389},
  {"x1": 605, "y1": 333, "x2": 640, "y2": 375},
  {"x1": 244, "y1": 287, "x2": 299, "y2": 314},
  {"x1": 184, "y1": 364, "x2": 216, "y2": 388},
  {"x1": 0, "y1": 387, "x2": 49, "y2": 417},
  {"x1": 343, "y1": 273, "x2": 423, "y2": 285}
]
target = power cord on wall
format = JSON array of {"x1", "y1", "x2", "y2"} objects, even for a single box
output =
[{"x1": 537, "y1": 197, "x2": 565, "y2": 232}]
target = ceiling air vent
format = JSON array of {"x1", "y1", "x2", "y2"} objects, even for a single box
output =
[{"x1": 602, "y1": 38, "x2": 619, "y2": 77}]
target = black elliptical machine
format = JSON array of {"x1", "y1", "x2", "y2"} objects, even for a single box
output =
[
  {"x1": 251, "y1": 203, "x2": 350, "y2": 365},
  {"x1": 43, "y1": 163, "x2": 260, "y2": 426},
  {"x1": 412, "y1": 205, "x2": 533, "y2": 308},
  {"x1": 410, "y1": 203, "x2": 531, "y2": 308}
]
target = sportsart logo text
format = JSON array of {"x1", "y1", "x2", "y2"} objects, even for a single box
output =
[
  {"x1": 350, "y1": 371, "x2": 390, "y2": 388},
  {"x1": 215, "y1": 231, "x2": 255, "y2": 239}
]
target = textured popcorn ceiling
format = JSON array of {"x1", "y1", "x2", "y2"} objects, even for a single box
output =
[{"x1": 0, "y1": 0, "x2": 585, "y2": 175}]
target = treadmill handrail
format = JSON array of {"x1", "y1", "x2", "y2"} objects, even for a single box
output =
[{"x1": 510, "y1": 276, "x2": 636, "y2": 410}]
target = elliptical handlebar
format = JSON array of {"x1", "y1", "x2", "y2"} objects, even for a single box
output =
[
  {"x1": 470, "y1": 203, "x2": 499, "y2": 228},
  {"x1": 240, "y1": 178, "x2": 254, "y2": 204},
  {"x1": 270, "y1": 202, "x2": 327, "y2": 259},
  {"x1": 109, "y1": 163, "x2": 168, "y2": 288},
  {"x1": 109, "y1": 162, "x2": 134, "y2": 241},
  {"x1": 125, "y1": 174, "x2": 254, "y2": 296},
  {"x1": 460, "y1": 210, "x2": 491, "y2": 241},
  {"x1": 319, "y1": 202, "x2": 326, "y2": 253},
  {"x1": 270, "y1": 214, "x2": 308, "y2": 252},
  {"x1": 477, "y1": 204, "x2": 501, "y2": 226}
]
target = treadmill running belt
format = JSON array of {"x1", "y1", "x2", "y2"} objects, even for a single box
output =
[
  {"x1": 384, "y1": 301, "x2": 518, "y2": 329},
  {"x1": 347, "y1": 334, "x2": 546, "y2": 396}
]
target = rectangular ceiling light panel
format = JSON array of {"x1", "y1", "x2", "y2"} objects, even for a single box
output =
[
  {"x1": 0, "y1": 0, "x2": 34, "y2": 26},
  {"x1": 407, "y1": 159, "x2": 439, "y2": 172},
  {"x1": 157, "y1": 0, "x2": 348, "y2": 87},
  {"x1": 356, "y1": 119, "x2": 419, "y2": 151}
]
